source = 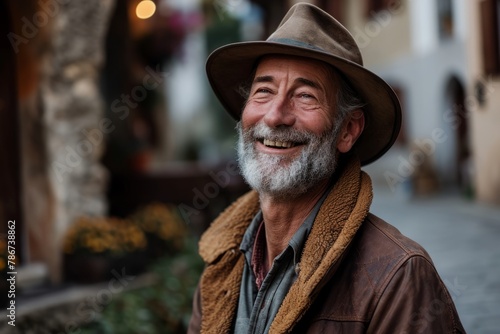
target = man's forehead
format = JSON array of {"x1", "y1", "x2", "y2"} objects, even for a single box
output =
[{"x1": 253, "y1": 55, "x2": 340, "y2": 86}]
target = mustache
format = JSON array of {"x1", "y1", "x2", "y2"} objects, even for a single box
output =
[{"x1": 239, "y1": 122, "x2": 322, "y2": 144}]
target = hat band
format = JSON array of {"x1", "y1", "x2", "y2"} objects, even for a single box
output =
[{"x1": 268, "y1": 38, "x2": 326, "y2": 52}]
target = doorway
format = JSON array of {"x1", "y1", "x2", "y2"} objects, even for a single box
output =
[{"x1": 440, "y1": 76, "x2": 470, "y2": 188}]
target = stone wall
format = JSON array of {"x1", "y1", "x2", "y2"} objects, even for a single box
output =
[
  {"x1": 43, "y1": 0, "x2": 116, "y2": 282},
  {"x1": 15, "y1": 0, "x2": 116, "y2": 282}
]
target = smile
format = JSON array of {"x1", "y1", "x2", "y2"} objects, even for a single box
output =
[{"x1": 260, "y1": 138, "x2": 302, "y2": 149}]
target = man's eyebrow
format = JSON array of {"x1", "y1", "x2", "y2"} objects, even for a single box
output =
[
  {"x1": 253, "y1": 75, "x2": 274, "y2": 84},
  {"x1": 252, "y1": 75, "x2": 322, "y2": 90},
  {"x1": 295, "y1": 77, "x2": 321, "y2": 90}
]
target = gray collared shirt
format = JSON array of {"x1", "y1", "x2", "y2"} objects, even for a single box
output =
[{"x1": 233, "y1": 190, "x2": 329, "y2": 334}]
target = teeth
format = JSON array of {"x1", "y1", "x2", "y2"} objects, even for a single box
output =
[{"x1": 263, "y1": 139, "x2": 294, "y2": 148}]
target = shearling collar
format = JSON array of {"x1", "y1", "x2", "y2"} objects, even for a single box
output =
[
  {"x1": 198, "y1": 158, "x2": 373, "y2": 334},
  {"x1": 199, "y1": 189, "x2": 260, "y2": 264}
]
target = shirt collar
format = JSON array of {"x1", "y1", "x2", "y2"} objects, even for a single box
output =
[{"x1": 240, "y1": 184, "x2": 332, "y2": 267}]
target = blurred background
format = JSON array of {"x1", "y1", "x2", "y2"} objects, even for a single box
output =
[{"x1": 1, "y1": 0, "x2": 499, "y2": 333}]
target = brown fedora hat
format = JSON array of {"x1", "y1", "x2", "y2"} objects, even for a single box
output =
[{"x1": 206, "y1": 2, "x2": 401, "y2": 165}]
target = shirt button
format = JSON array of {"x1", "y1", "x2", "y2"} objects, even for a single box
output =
[{"x1": 295, "y1": 262, "x2": 301, "y2": 275}]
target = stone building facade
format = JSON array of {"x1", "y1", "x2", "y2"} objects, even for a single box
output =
[{"x1": 3, "y1": 0, "x2": 115, "y2": 282}]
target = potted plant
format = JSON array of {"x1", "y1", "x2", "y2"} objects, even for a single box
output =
[
  {"x1": 129, "y1": 203, "x2": 187, "y2": 259},
  {"x1": 63, "y1": 216, "x2": 147, "y2": 283}
]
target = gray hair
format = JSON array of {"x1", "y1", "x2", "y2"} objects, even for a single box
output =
[{"x1": 335, "y1": 74, "x2": 365, "y2": 123}]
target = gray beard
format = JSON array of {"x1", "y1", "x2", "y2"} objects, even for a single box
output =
[{"x1": 237, "y1": 121, "x2": 342, "y2": 199}]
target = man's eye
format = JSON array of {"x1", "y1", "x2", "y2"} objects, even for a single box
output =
[
  {"x1": 298, "y1": 93, "x2": 315, "y2": 99},
  {"x1": 256, "y1": 88, "x2": 271, "y2": 94}
]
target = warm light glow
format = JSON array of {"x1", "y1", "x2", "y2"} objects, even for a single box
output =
[{"x1": 136, "y1": 0, "x2": 156, "y2": 19}]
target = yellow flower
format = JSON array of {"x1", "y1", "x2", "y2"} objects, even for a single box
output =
[
  {"x1": 131, "y1": 203, "x2": 187, "y2": 242},
  {"x1": 63, "y1": 216, "x2": 146, "y2": 255}
]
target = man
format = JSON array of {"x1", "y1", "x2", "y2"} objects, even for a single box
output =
[{"x1": 189, "y1": 3, "x2": 465, "y2": 333}]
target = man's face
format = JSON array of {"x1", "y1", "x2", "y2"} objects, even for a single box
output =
[{"x1": 237, "y1": 55, "x2": 344, "y2": 198}]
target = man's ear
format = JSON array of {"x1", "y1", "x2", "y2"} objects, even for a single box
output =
[{"x1": 336, "y1": 110, "x2": 365, "y2": 153}]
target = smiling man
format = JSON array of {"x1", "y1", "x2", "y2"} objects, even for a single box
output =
[
  {"x1": 188, "y1": 3, "x2": 465, "y2": 334},
  {"x1": 238, "y1": 56, "x2": 362, "y2": 199}
]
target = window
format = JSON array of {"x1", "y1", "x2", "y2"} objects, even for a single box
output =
[
  {"x1": 437, "y1": 0, "x2": 453, "y2": 39},
  {"x1": 480, "y1": 0, "x2": 500, "y2": 75},
  {"x1": 365, "y1": 0, "x2": 398, "y2": 18}
]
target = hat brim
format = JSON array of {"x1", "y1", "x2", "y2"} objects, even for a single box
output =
[{"x1": 206, "y1": 41, "x2": 402, "y2": 166}]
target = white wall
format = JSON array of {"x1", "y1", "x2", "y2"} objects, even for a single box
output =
[
  {"x1": 408, "y1": 0, "x2": 439, "y2": 55},
  {"x1": 355, "y1": 0, "x2": 470, "y2": 184}
]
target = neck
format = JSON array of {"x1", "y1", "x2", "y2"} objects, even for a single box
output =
[{"x1": 259, "y1": 178, "x2": 331, "y2": 268}]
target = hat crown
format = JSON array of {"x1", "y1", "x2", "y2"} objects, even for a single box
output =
[{"x1": 268, "y1": 3, "x2": 363, "y2": 66}]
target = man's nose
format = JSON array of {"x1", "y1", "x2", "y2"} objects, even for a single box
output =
[{"x1": 263, "y1": 95, "x2": 296, "y2": 128}]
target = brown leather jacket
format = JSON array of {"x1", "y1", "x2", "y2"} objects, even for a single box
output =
[{"x1": 188, "y1": 160, "x2": 465, "y2": 333}]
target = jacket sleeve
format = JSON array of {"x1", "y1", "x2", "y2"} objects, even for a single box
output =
[
  {"x1": 368, "y1": 255, "x2": 466, "y2": 334},
  {"x1": 187, "y1": 283, "x2": 202, "y2": 334}
]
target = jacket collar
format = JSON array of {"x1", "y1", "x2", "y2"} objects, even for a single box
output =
[
  {"x1": 198, "y1": 157, "x2": 373, "y2": 333},
  {"x1": 270, "y1": 158, "x2": 373, "y2": 333},
  {"x1": 199, "y1": 190, "x2": 260, "y2": 264}
]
